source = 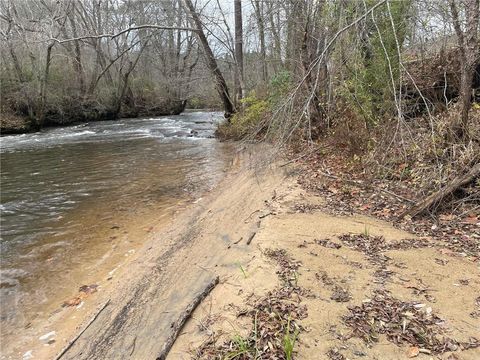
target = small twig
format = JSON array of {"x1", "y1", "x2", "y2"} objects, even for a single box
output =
[
  {"x1": 259, "y1": 212, "x2": 272, "y2": 219},
  {"x1": 246, "y1": 232, "x2": 257, "y2": 245},
  {"x1": 379, "y1": 188, "x2": 415, "y2": 204},
  {"x1": 129, "y1": 336, "x2": 137, "y2": 356},
  {"x1": 318, "y1": 169, "x2": 414, "y2": 204},
  {"x1": 280, "y1": 148, "x2": 317, "y2": 167},
  {"x1": 244, "y1": 209, "x2": 260, "y2": 222},
  {"x1": 196, "y1": 264, "x2": 213, "y2": 273},
  {"x1": 55, "y1": 299, "x2": 111, "y2": 360},
  {"x1": 233, "y1": 237, "x2": 243, "y2": 245}
]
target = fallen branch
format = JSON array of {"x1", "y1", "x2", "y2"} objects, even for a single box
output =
[
  {"x1": 400, "y1": 163, "x2": 480, "y2": 219},
  {"x1": 55, "y1": 299, "x2": 111, "y2": 360},
  {"x1": 156, "y1": 276, "x2": 219, "y2": 360}
]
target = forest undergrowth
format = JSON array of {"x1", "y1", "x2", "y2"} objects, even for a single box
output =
[
  {"x1": 291, "y1": 103, "x2": 479, "y2": 259},
  {"x1": 218, "y1": 77, "x2": 479, "y2": 259}
]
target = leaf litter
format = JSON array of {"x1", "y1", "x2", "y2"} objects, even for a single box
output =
[
  {"x1": 296, "y1": 154, "x2": 479, "y2": 261},
  {"x1": 194, "y1": 249, "x2": 308, "y2": 359},
  {"x1": 343, "y1": 289, "x2": 479, "y2": 354},
  {"x1": 338, "y1": 234, "x2": 431, "y2": 285}
]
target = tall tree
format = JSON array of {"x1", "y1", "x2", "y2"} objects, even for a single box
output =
[
  {"x1": 252, "y1": 0, "x2": 267, "y2": 83},
  {"x1": 183, "y1": 0, "x2": 234, "y2": 118},
  {"x1": 234, "y1": 0, "x2": 244, "y2": 104}
]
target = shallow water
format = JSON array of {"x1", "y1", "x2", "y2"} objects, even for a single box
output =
[{"x1": 0, "y1": 112, "x2": 232, "y2": 349}]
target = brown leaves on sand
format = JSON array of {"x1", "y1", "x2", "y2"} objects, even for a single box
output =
[
  {"x1": 200, "y1": 289, "x2": 307, "y2": 359},
  {"x1": 264, "y1": 249, "x2": 302, "y2": 288},
  {"x1": 343, "y1": 290, "x2": 460, "y2": 354},
  {"x1": 338, "y1": 234, "x2": 433, "y2": 284},
  {"x1": 441, "y1": 237, "x2": 480, "y2": 259},
  {"x1": 330, "y1": 286, "x2": 351, "y2": 303},
  {"x1": 315, "y1": 271, "x2": 351, "y2": 302},
  {"x1": 297, "y1": 158, "x2": 479, "y2": 260},
  {"x1": 338, "y1": 234, "x2": 431, "y2": 257},
  {"x1": 326, "y1": 348, "x2": 346, "y2": 359},
  {"x1": 314, "y1": 238, "x2": 342, "y2": 249},
  {"x1": 292, "y1": 203, "x2": 322, "y2": 213},
  {"x1": 195, "y1": 250, "x2": 307, "y2": 360},
  {"x1": 470, "y1": 296, "x2": 480, "y2": 319},
  {"x1": 338, "y1": 233, "x2": 387, "y2": 256}
]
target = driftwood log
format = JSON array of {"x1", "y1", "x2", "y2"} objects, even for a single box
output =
[
  {"x1": 400, "y1": 163, "x2": 480, "y2": 218},
  {"x1": 156, "y1": 275, "x2": 219, "y2": 360}
]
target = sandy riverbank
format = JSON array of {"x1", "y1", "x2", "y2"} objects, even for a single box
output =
[{"x1": 21, "y1": 147, "x2": 479, "y2": 360}]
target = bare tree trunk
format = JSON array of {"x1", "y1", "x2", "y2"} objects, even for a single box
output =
[
  {"x1": 300, "y1": 9, "x2": 324, "y2": 134},
  {"x1": 234, "y1": 0, "x2": 244, "y2": 104},
  {"x1": 114, "y1": 42, "x2": 148, "y2": 117},
  {"x1": 38, "y1": 42, "x2": 54, "y2": 127},
  {"x1": 3, "y1": 6, "x2": 25, "y2": 83},
  {"x1": 8, "y1": 43, "x2": 25, "y2": 83},
  {"x1": 86, "y1": 0, "x2": 113, "y2": 94},
  {"x1": 449, "y1": 0, "x2": 480, "y2": 140},
  {"x1": 183, "y1": 0, "x2": 234, "y2": 118},
  {"x1": 285, "y1": 0, "x2": 304, "y2": 73},
  {"x1": 68, "y1": 4, "x2": 86, "y2": 95},
  {"x1": 252, "y1": 0, "x2": 267, "y2": 83},
  {"x1": 267, "y1": 2, "x2": 282, "y2": 72}
]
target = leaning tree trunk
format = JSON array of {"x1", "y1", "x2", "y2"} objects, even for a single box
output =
[{"x1": 183, "y1": 0, "x2": 235, "y2": 118}]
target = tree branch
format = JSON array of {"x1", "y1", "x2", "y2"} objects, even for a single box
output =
[{"x1": 50, "y1": 24, "x2": 197, "y2": 44}]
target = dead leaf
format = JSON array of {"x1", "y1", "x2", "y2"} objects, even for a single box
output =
[
  {"x1": 62, "y1": 297, "x2": 82, "y2": 307},
  {"x1": 407, "y1": 346, "x2": 419, "y2": 357},
  {"x1": 79, "y1": 284, "x2": 98, "y2": 294},
  {"x1": 439, "y1": 214, "x2": 455, "y2": 222},
  {"x1": 462, "y1": 215, "x2": 479, "y2": 224}
]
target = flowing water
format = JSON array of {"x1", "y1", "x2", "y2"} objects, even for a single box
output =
[{"x1": 0, "y1": 112, "x2": 233, "y2": 355}]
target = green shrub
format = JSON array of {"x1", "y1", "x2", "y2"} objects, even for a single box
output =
[
  {"x1": 217, "y1": 92, "x2": 269, "y2": 140},
  {"x1": 268, "y1": 71, "x2": 292, "y2": 103},
  {"x1": 217, "y1": 71, "x2": 295, "y2": 140}
]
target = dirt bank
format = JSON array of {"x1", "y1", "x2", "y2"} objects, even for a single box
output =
[
  {"x1": 25, "y1": 147, "x2": 479, "y2": 360},
  {"x1": 0, "y1": 99, "x2": 186, "y2": 135}
]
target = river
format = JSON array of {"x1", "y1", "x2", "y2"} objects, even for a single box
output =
[{"x1": 0, "y1": 112, "x2": 232, "y2": 357}]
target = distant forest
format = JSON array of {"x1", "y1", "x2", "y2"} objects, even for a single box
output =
[{"x1": 1, "y1": 0, "x2": 478, "y2": 141}]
